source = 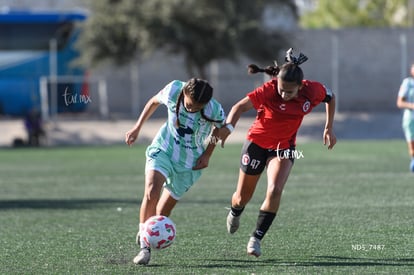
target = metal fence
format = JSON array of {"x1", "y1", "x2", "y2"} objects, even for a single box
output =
[{"x1": 92, "y1": 28, "x2": 414, "y2": 117}]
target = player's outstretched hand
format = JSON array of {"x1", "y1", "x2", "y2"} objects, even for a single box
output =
[
  {"x1": 217, "y1": 126, "x2": 232, "y2": 148},
  {"x1": 125, "y1": 128, "x2": 139, "y2": 146},
  {"x1": 193, "y1": 154, "x2": 209, "y2": 170},
  {"x1": 323, "y1": 128, "x2": 337, "y2": 150}
]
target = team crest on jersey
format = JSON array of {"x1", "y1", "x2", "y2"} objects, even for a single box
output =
[
  {"x1": 241, "y1": 154, "x2": 250, "y2": 165},
  {"x1": 302, "y1": 100, "x2": 311, "y2": 113}
]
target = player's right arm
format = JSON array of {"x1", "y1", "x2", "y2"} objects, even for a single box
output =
[
  {"x1": 396, "y1": 78, "x2": 414, "y2": 110},
  {"x1": 218, "y1": 96, "x2": 254, "y2": 147},
  {"x1": 396, "y1": 96, "x2": 414, "y2": 110},
  {"x1": 125, "y1": 95, "x2": 161, "y2": 146}
]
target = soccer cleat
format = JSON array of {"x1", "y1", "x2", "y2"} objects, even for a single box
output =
[
  {"x1": 410, "y1": 159, "x2": 414, "y2": 172},
  {"x1": 226, "y1": 211, "x2": 240, "y2": 234},
  {"x1": 133, "y1": 248, "x2": 151, "y2": 265},
  {"x1": 247, "y1": 236, "x2": 261, "y2": 257}
]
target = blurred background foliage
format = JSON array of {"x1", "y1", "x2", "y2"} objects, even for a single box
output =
[
  {"x1": 77, "y1": 0, "x2": 414, "y2": 78},
  {"x1": 300, "y1": 0, "x2": 414, "y2": 28},
  {"x1": 77, "y1": 0, "x2": 296, "y2": 78}
]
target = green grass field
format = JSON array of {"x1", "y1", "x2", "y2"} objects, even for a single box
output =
[{"x1": 1, "y1": 141, "x2": 413, "y2": 274}]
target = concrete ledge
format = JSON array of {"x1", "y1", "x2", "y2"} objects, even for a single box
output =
[{"x1": 0, "y1": 112, "x2": 404, "y2": 147}]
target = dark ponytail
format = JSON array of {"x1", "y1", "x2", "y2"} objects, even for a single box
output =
[
  {"x1": 248, "y1": 63, "x2": 280, "y2": 77},
  {"x1": 247, "y1": 48, "x2": 308, "y2": 85},
  {"x1": 175, "y1": 91, "x2": 185, "y2": 127}
]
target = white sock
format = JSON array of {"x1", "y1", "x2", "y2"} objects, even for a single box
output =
[{"x1": 139, "y1": 223, "x2": 148, "y2": 249}]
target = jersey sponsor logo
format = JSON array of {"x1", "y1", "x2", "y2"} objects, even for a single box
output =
[
  {"x1": 302, "y1": 100, "x2": 311, "y2": 113},
  {"x1": 176, "y1": 126, "x2": 194, "y2": 137}
]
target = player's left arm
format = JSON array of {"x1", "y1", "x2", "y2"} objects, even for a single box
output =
[{"x1": 323, "y1": 92, "x2": 337, "y2": 150}]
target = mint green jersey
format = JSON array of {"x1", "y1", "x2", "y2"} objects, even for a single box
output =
[
  {"x1": 398, "y1": 77, "x2": 414, "y2": 141},
  {"x1": 150, "y1": 80, "x2": 225, "y2": 169},
  {"x1": 398, "y1": 77, "x2": 414, "y2": 122}
]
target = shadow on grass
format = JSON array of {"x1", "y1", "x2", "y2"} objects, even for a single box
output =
[
  {"x1": 308, "y1": 256, "x2": 414, "y2": 266},
  {"x1": 0, "y1": 197, "x2": 233, "y2": 210},
  {"x1": 106, "y1": 258, "x2": 164, "y2": 268},
  {"x1": 0, "y1": 198, "x2": 138, "y2": 210},
  {"x1": 194, "y1": 256, "x2": 414, "y2": 268},
  {"x1": 103, "y1": 256, "x2": 414, "y2": 270}
]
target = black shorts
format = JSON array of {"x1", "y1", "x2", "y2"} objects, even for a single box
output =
[{"x1": 240, "y1": 140, "x2": 295, "y2": 175}]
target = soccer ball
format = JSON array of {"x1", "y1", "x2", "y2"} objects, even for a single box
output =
[{"x1": 142, "y1": 215, "x2": 176, "y2": 250}]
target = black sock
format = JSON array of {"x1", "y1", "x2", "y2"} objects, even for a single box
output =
[
  {"x1": 230, "y1": 206, "x2": 245, "y2": 217},
  {"x1": 252, "y1": 210, "x2": 276, "y2": 240}
]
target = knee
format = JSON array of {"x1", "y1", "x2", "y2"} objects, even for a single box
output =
[{"x1": 144, "y1": 181, "x2": 162, "y2": 201}]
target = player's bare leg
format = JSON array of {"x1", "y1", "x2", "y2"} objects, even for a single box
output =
[
  {"x1": 227, "y1": 171, "x2": 260, "y2": 234},
  {"x1": 408, "y1": 141, "x2": 414, "y2": 172},
  {"x1": 134, "y1": 170, "x2": 165, "y2": 265},
  {"x1": 261, "y1": 157, "x2": 293, "y2": 213},
  {"x1": 140, "y1": 170, "x2": 166, "y2": 223},
  {"x1": 157, "y1": 189, "x2": 178, "y2": 217},
  {"x1": 247, "y1": 157, "x2": 293, "y2": 257}
]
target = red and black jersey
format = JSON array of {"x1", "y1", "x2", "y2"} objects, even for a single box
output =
[{"x1": 247, "y1": 79, "x2": 329, "y2": 150}]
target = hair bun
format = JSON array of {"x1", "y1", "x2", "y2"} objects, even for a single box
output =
[{"x1": 265, "y1": 66, "x2": 280, "y2": 76}]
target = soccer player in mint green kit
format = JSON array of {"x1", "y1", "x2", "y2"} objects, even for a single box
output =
[
  {"x1": 397, "y1": 63, "x2": 414, "y2": 172},
  {"x1": 125, "y1": 78, "x2": 228, "y2": 265}
]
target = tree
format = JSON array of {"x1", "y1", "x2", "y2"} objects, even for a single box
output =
[
  {"x1": 300, "y1": 0, "x2": 413, "y2": 29},
  {"x1": 77, "y1": 0, "x2": 297, "y2": 78}
]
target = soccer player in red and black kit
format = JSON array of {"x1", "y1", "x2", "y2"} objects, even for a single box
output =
[{"x1": 218, "y1": 48, "x2": 337, "y2": 257}]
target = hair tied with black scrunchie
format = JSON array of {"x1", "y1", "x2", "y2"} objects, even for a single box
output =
[{"x1": 285, "y1": 48, "x2": 308, "y2": 65}]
